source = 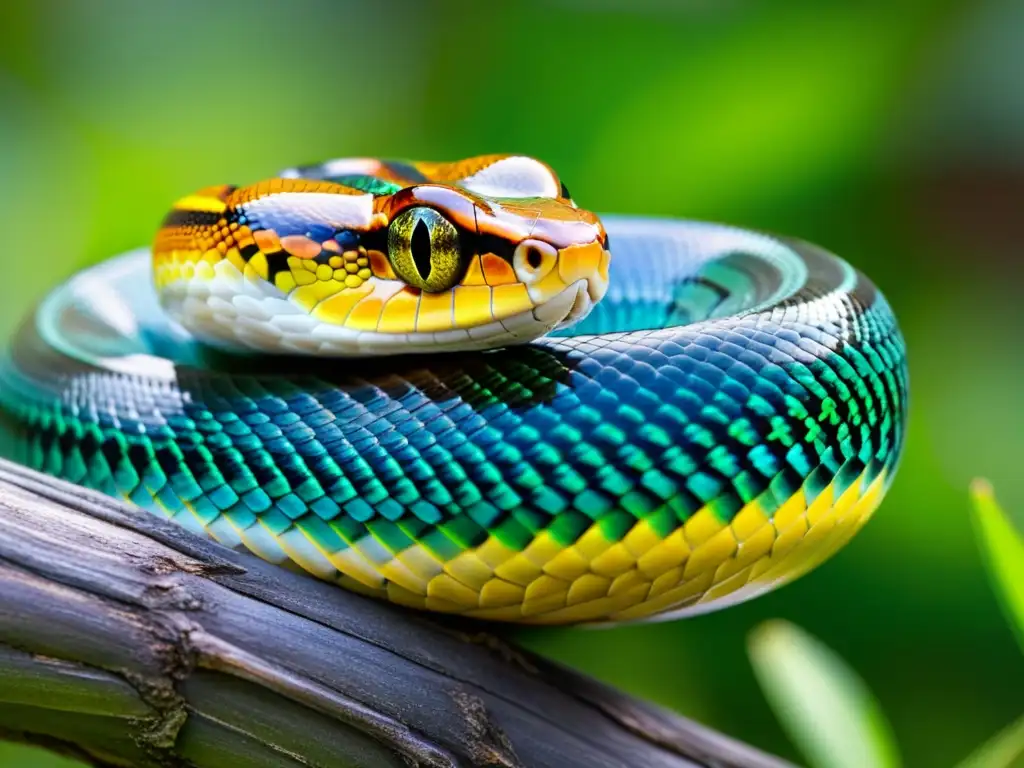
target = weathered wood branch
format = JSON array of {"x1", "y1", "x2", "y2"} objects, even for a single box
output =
[{"x1": 0, "y1": 458, "x2": 794, "y2": 768}]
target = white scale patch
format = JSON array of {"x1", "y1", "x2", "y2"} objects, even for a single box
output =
[
  {"x1": 459, "y1": 156, "x2": 560, "y2": 199},
  {"x1": 161, "y1": 259, "x2": 590, "y2": 357},
  {"x1": 244, "y1": 191, "x2": 374, "y2": 231}
]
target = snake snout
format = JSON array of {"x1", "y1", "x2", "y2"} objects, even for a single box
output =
[
  {"x1": 522, "y1": 239, "x2": 609, "y2": 332},
  {"x1": 562, "y1": 240, "x2": 610, "y2": 319}
]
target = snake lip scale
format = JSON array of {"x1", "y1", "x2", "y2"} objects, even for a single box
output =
[{"x1": 0, "y1": 155, "x2": 908, "y2": 625}]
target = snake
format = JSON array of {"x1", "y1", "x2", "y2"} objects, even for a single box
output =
[{"x1": 0, "y1": 155, "x2": 908, "y2": 625}]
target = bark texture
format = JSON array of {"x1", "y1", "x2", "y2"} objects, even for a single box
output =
[{"x1": 0, "y1": 459, "x2": 794, "y2": 768}]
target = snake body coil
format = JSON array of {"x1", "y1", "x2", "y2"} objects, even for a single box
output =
[{"x1": 0, "y1": 156, "x2": 908, "y2": 624}]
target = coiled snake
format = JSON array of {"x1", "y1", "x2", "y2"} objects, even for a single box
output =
[{"x1": 0, "y1": 155, "x2": 908, "y2": 625}]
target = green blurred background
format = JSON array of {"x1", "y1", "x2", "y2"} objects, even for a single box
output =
[{"x1": 1, "y1": 0, "x2": 1021, "y2": 765}]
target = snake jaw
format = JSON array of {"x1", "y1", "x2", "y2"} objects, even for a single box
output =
[{"x1": 533, "y1": 279, "x2": 595, "y2": 332}]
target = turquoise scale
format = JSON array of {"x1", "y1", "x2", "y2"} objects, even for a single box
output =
[{"x1": 0, "y1": 216, "x2": 908, "y2": 624}]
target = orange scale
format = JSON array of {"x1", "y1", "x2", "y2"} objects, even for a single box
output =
[
  {"x1": 461, "y1": 255, "x2": 486, "y2": 286},
  {"x1": 346, "y1": 297, "x2": 387, "y2": 331},
  {"x1": 417, "y1": 155, "x2": 505, "y2": 182},
  {"x1": 253, "y1": 229, "x2": 281, "y2": 253},
  {"x1": 368, "y1": 250, "x2": 396, "y2": 280},
  {"x1": 280, "y1": 235, "x2": 322, "y2": 260},
  {"x1": 481, "y1": 253, "x2": 517, "y2": 286},
  {"x1": 557, "y1": 242, "x2": 603, "y2": 285}
]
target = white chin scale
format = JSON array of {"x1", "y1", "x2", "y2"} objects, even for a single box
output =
[{"x1": 161, "y1": 259, "x2": 595, "y2": 358}]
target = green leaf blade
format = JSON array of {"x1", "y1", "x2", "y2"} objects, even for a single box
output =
[
  {"x1": 748, "y1": 620, "x2": 901, "y2": 768},
  {"x1": 954, "y1": 713, "x2": 1024, "y2": 768},
  {"x1": 969, "y1": 479, "x2": 1024, "y2": 652}
]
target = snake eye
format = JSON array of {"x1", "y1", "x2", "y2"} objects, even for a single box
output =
[{"x1": 387, "y1": 206, "x2": 462, "y2": 292}]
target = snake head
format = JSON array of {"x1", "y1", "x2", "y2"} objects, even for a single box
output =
[
  {"x1": 153, "y1": 155, "x2": 610, "y2": 356},
  {"x1": 377, "y1": 175, "x2": 610, "y2": 349}
]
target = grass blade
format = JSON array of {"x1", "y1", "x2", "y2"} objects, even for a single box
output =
[
  {"x1": 954, "y1": 713, "x2": 1024, "y2": 768},
  {"x1": 969, "y1": 479, "x2": 1024, "y2": 652},
  {"x1": 749, "y1": 620, "x2": 901, "y2": 768}
]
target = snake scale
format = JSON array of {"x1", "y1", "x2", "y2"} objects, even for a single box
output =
[{"x1": 0, "y1": 155, "x2": 908, "y2": 625}]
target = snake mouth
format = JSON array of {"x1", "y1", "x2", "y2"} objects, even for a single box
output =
[
  {"x1": 563, "y1": 279, "x2": 596, "y2": 327},
  {"x1": 543, "y1": 279, "x2": 594, "y2": 331},
  {"x1": 528, "y1": 278, "x2": 594, "y2": 330},
  {"x1": 386, "y1": 278, "x2": 598, "y2": 353},
  {"x1": 250, "y1": 279, "x2": 599, "y2": 357}
]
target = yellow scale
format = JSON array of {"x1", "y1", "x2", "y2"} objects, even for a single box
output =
[{"x1": 261, "y1": 467, "x2": 888, "y2": 625}]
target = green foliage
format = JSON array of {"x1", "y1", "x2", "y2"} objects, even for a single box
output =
[
  {"x1": 0, "y1": 743, "x2": 82, "y2": 767},
  {"x1": 748, "y1": 620, "x2": 901, "y2": 768},
  {"x1": 954, "y1": 714, "x2": 1024, "y2": 768},
  {"x1": 970, "y1": 479, "x2": 1024, "y2": 652},
  {"x1": 751, "y1": 483, "x2": 1024, "y2": 768}
]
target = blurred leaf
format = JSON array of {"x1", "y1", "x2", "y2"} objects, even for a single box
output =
[
  {"x1": 970, "y1": 479, "x2": 1024, "y2": 652},
  {"x1": 749, "y1": 620, "x2": 901, "y2": 768},
  {"x1": 954, "y1": 713, "x2": 1024, "y2": 768},
  {"x1": 581, "y1": 3, "x2": 955, "y2": 218},
  {"x1": 0, "y1": 742, "x2": 85, "y2": 767}
]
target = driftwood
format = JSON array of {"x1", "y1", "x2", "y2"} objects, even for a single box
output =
[{"x1": 0, "y1": 458, "x2": 794, "y2": 768}]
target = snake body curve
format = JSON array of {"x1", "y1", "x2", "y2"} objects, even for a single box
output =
[{"x1": 0, "y1": 155, "x2": 908, "y2": 625}]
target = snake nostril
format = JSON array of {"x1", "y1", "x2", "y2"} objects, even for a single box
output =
[
  {"x1": 513, "y1": 239, "x2": 556, "y2": 283},
  {"x1": 526, "y1": 247, "x2": 542, "y2": 271}
]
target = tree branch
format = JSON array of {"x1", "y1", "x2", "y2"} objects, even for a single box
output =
[{"x1": 0, "y1": 458, "x2": 794, "y2": 768}]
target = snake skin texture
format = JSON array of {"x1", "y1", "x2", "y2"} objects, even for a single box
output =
[{"x1": 0, "y1": 217, "x2": 907, "y2": 624}]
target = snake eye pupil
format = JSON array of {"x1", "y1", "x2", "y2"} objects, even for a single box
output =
[
  {"x1": 560, "y1": 182, "x2": 571, "y2": 199},
  {"x1": 411, "y1": 219, "x2": 432, "y2": 281}
]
